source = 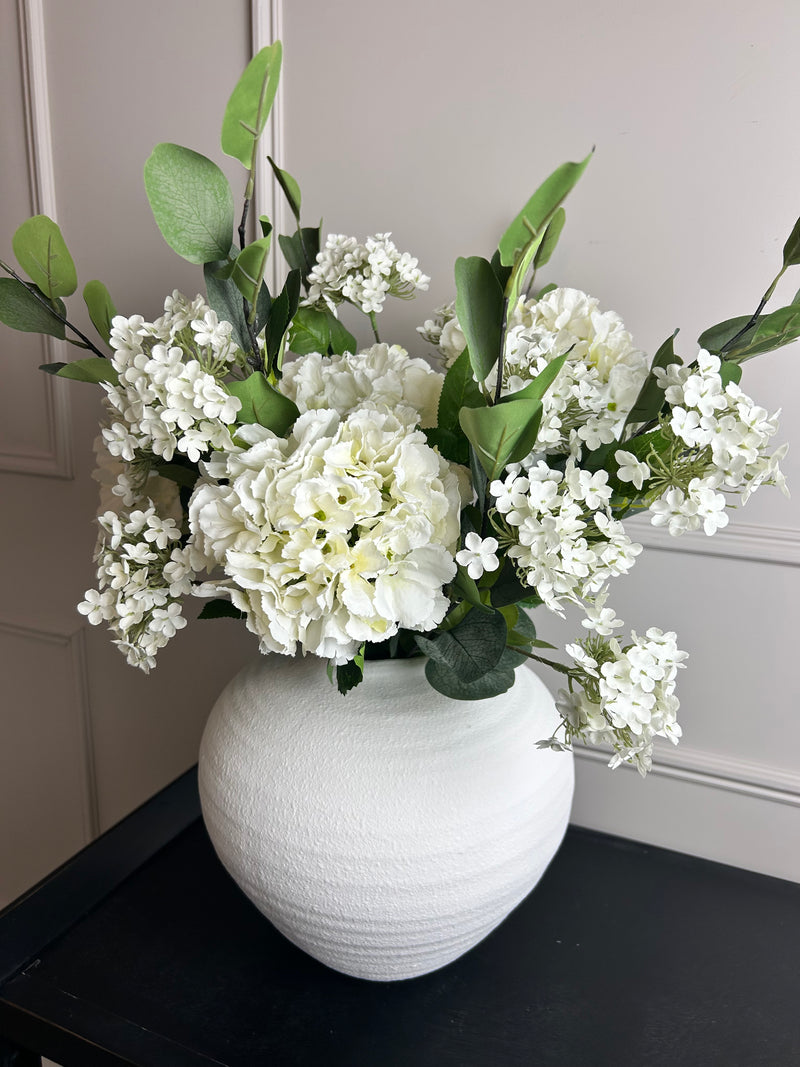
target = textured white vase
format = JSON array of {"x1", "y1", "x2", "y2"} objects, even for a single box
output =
[{"x1": 198, "y1": 654, "x2": 574, "y2": 981}]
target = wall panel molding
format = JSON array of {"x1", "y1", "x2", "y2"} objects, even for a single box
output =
[
  {"x1": 0, "y1": 619, "x2": 99, "y2": 841},
  {"x1": 575, "y1": 742, "x2": 800, "y2": 809},
  {"x1": 1, "y1": 0, "x2": 72, "y2": 479},
  {"x1": 251, "y1": 0, "x2": 286, "y2": 295},
  {"x1": 627, "y1": 516, "x2": 800, "y2": 568}
]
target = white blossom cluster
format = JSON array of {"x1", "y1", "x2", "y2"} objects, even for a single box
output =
[
  {"x1": 497, "y1": 288, "x2": 650, "y2": 454},
  {"x1": 188, "y1": 408, "x2": 465, "y2": 664},
  {"x1": 548, "y1": 629, "x2": 687, "y2": 775},
  {"x1": 91, "y1": 433, "x2": 183, "y2": 522},
  {"x1": 645, "y1": 349, "x2": 789, "y2": 536},
  {"x1": 78, "y1": 505, "x2": 196, "y2": 672},
  {"x1": 101, "y1": 292, "x2": 243, "y2": 466},
  {"x1": 304, "y1": 233, "x2": 430, "y2": 316},
  {"x1": 281, "y1": 343, "x2": 443, "y2": 428},
  {"x1": 416, "y1": 302, "x2": 467, "y2": 367},
  {"x1": 490, "y1": 459, "x2": 642, "y2": 620}
]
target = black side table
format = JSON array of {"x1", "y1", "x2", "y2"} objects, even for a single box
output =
[{"x1": 1, "y1": 768, "x2": 799, "y2": 1067}]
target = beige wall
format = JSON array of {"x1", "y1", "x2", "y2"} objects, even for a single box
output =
[{"x1": 0, "y1": 0, "x2": 798, "y2": 903}]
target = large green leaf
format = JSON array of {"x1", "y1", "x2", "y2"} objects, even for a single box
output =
[
  {"x1": 335, "y1": 645, "x2": 365, "y2": 696},
  {"x1": 266, "y1": 269, "x2": 301, "y2": 369},
  {"x1": 782, "y1": 215, "x2": 800, "y2": 268},
  {"x1": 83, "y1": 280, "x2": 116, "y2": 344},
  {"x1": 438, "y1": 347, "x2": 483, "y2": 432},
  {"x1": 532, "y1": 207, "x2": 566, "y2": 271},
  {"x1": 414, "y1": 606, "x2": 507, "y2": 682},
  {"x1": 232, "y1": 232, "x2": 273, "y2": 313},
  {"x1": 279, "y1": 226, "x2": 321, "y2": 275},
  {"x1": 498, "y1": 351, "x2": 568, "y2": 405},
  {"x1": 12, "y1": 215, "x2": 77, "y2": 299},
  {"x1": 268, "y1": 156, "x2": 301, "y2": 221},
  {"x1": 227, "y1": 372, "x2": 298, "y2": 435},
  {"x1": 707, "y1": 305, "x2": 800, "y2": 362},
  {"x1": 454, "y1": 256, "x2": 504, "y2": 384},
  {"x1": 459, "y1": 396, "x2": 543, "y2": 480},
  {"x1": 221, "y1": 42, "x2": 283, "y2": 169},
  {"x1": 0, "y1": 277, "x2": 66, "y2": 337},
  {"x1": 204, "y1": 265, "x2": 249, "y2": 352},
  {"x1": 624, "y1": 331, "x2": 680, "y2": 429},
  {"x1": 698, "y1": 314, "x2": 753, "y2": 355},
  {"x1": 424, "y1": 649, "x2": 517, "y2": 700},
  {"x1": 40, "y1": 357, "x2": 118, "y2": 385},
  {"x1": 327, "y1": 312, "x2": 356, "y2": 355},
  {"x1": 287, "y1": 305, "x2": 330, "y2": 355},
  {"x1": 144, "y1": 144, "x2": 234, "y2": 265},
  {"x1": 497, "y1": 154, "x2": 592, "y2": 268}
]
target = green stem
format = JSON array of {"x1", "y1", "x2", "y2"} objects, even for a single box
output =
[
  {"x1": 510, "y1": 645, "x2": 574, "y2": 677},
  {"x1": 369, "y1": 311, "x2": 381, "y2": 344},
  {"x1": 720, "y1": 266, "x2": 786, "y2": 355},
  {"x1": 237, "y1": 183, "x2": 263, "y2": 372},
  {"x1": 0, "y1": 259, "x2": 108, "y2": 358}
]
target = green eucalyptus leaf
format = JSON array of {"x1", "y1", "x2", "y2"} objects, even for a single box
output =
[
  {"x1": 0, "y1": 277, "x2": 66, "y2": 337},
  {"x1": 451, "y1": 566, "x2": 492, "y2": 612},
  {"x1": 414, "y1": 606, "x2": 507, "y2": 682},
  {"x1": 83, "y1": 280, "x2": 117, "y2": 343},
  {"x1": 724, "y1": 304, "x2": 800, "y2": 361},
  {"x1": 536, "y1": 283, "x2": 558, "y2": 299},
  {"x1": 227, "y1": 372, "x2": 298, "y2": 435},
  {"x1": 232, "y1": 233, "x2": 273, "y2": 312},
  {"x1": 459, "y1": 396, "x2": 543, "y2": 480},
  {"x1": 203, "y1": 265, "x2": 249, "y2": 352},
  {"x1": 782, "y1": 215, "x2": 800, "y2": 268},
  {"x1": 424, "y1": 649, "x2": 517, "y2": 700},
  {"x1": 144, "y1": 144, "x2": 234, "y2": 265},
  {"x1": 624, "y1": 330, "x2": 680, "y2": 429},
  {"x1": 279, "y1": 226, "x2": 321, "y2": 275},
  {"x1": 221, "y1": 42, "x2": 283, "y2": 168},
  {"x1": 12, "y1": 215, "x2": 77, "y2": 299},
  {"x1": 287, "y1": 305, "x2": 330, "y2": 355},
  {"x1": 268, "y1": 157, "x2": 302, "y2": 221},
  {"x1": 489, "y1": 249, "x2": 512, "y2": 291},
  {"x1": 252, "y1": 283, "x2": 272, "y2": 338},
  {"x1": 438, "y1": 347, "x2": 484, "y2": 432},
  {"x1": 266, "y1": 269, "x2": 302, "y2": 367},
  {"x1": 327, "y1": 312, "x2": 356, "y2": 355},
  {"x1": 498, "y1": 153, "x2": 592, "y2": 268},
  {"x1": 718, "y1": 360, "x2": 743, "y2": 386},
  {"x1": 533, "y1": 207, "x2": 566, "y2": 270},
  {"x1": 198, "y1": 599, "x2": 245, "y2": 620},
  {"x1": 698, "y1": 314, "x2": 754, "y2": 355},
  {"x1": 455, "y1": 256, "x2": 504, "y2": 384},
  {"x1": 498, "y1": 351, "x2": 568, "y2": 405},
  {"x1": 423, "y1": 425, "x2": 470, "y2": 466},
  {"x1": 335, "y1": 645, "x2": 365, "y2": 695},
  {"x1": 51, "y1": 357, "x2": 118, "y2": 385}
]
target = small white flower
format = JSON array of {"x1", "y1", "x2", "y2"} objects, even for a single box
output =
[
  {"x1": 456, "y1": 533, "x2": 500, "y2": 579},
  {"x1": 614, "y1": 450, "x2": 650, "y2": 491}
]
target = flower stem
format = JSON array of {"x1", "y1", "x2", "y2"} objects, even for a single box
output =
[
  {"x1": 369, "y1": 311, "x2": 381, "y2": 344},
  {"x1": 238, "y1": 183, "x2": 263, "y2": 372}
]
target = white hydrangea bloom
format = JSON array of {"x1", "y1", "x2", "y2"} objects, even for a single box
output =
[
  {"x1": 490, "y1": 459, "x2": 642, "y2": 618},
  {"x1": 304, "y1": 233, "x2": 429, "y2": 316},
  {"x1": 101, "y1": 291, "x2": 242, "y2": 465},
  {"x1": 281, "y1": 343, "x2": 443, "y2": 428},
  {"x1": 187, "y1": 408, "x2": 465, "y2": 664},
  {"x1": 79, "y1": 504, "x2": 196, "y2": 672}
]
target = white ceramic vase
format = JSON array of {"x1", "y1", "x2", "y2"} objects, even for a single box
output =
[{"x1": 198, "y1": 654, "x2": 574, "y2": 982}]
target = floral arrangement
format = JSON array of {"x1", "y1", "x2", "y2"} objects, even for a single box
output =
[{"x1": 1, "y1": 43, "x2": 796, "y2": 776}]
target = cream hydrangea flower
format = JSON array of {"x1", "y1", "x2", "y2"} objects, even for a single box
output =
[
  {"x1": 188, "y1": 408, "x2": 465, "y2": 663},
  {"x1": 281, "y1": 343, "x2": 443, "y2": 428}
]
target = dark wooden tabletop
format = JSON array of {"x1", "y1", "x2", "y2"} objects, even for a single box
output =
[{"x1": 1, "y1": 768, "x2": 799, "y2": 1067}]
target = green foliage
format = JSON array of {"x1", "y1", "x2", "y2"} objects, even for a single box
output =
[
  {"x1": 718, "y1": 360, "x2": 742, "y2": 386},
  {"x1": 328, "y1": 313, "x2": 356, "y2": 355},
  {"x1": 221, "y1": 43, "x2": 283, "y2": 170},
  {"x1": 268, "y1": 157, "x2": 302, "y2": 221},
  {"x1": 459, "y1": 395, "x2": 543, "y2": 480},
  {"x1": 533, "y1": 207, "x2": 566, "y2": 271},
  {"x1": 701, "y1": 306, "x2": 800, "y2": 362},
  {"x1": 414, "y1": 606, "x2": 507, "y2": 682},
  {"x1": 227, "y1": 371, "x2": 299, "y2": 435},
  {"x1": 265, "y1": 269, "x2": 301, "y2": 372},
  {"x1": 144, "y1": 144, "x2": 234, "y2": 265},
  {"x1": 450, "y1": 566, "x2": 492, "y2": 612},
  {"x1": 497, "y1": 351, "x2": 568, "y2": 406},
  {"x1": 40, "y1": 357, "x2": 118, "y2": 385},
  {"x1": 287, "y1": 305, "x2": 331, "y2": 354},
  {"x1": 279, "y1": 226, "x2": 321, "y2": 275},
  {"x1": 232, "y1": 232, "x2": 273, "y2": 314},
  {"x1": 438, "y1": 348, "x2": 484, "y2": 430},
  {"x1": 335, "y1": 645, "x2": 365, "y2": 695},
  {"x1": 454, "y1": 256, "x2": 504, "y2": 383},
  {"x1": 489, "y1": 558, "x2": 539, "y2": 608},
  {"x1": 83, "y1": 280, "x2": 116, "y2": 343},
  {"x1": 624, "y1": 331, "x2": 680, "y2": 429},
  {"x1": 153, "y1": 462, "x2": 199, "y2": 489},
  {"x1": 0, "y1": 277, "x2": 66, "y2": 337},
  {"x1": 498, "y1": 154, "x2": 592, "y2": 269},
  {"x1": 424, "y1": 648, "x2": 517, "y2": 700},
  {"x1": 12, "y1": 215, "x2": 77, "y2": 299},
  {"x1": 198, "y1": 599, "x2": 245, "y2": 620},
  {"x1": 204, "y1": 265, "x2": 250, "y2": 352},
  {"x1": 782, "y1": 215, "x2": 800, "y2": 269}
]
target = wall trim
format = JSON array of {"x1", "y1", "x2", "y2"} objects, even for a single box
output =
[
  {"x1": 626, "y1": 515, "x2": 800, "y2": 568},
  {"x1": 2, "y1": 0, "x2": 73, "y2": 479},
  {"x1": 251, "y1": 0, "x2": 286, "y2": 295},
  {"x1": 575, "y1": 742, "x2": 800, "y2": 809},
  {"x1": 0, "y1": 620, "x2": 99, "y2": 840}
]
